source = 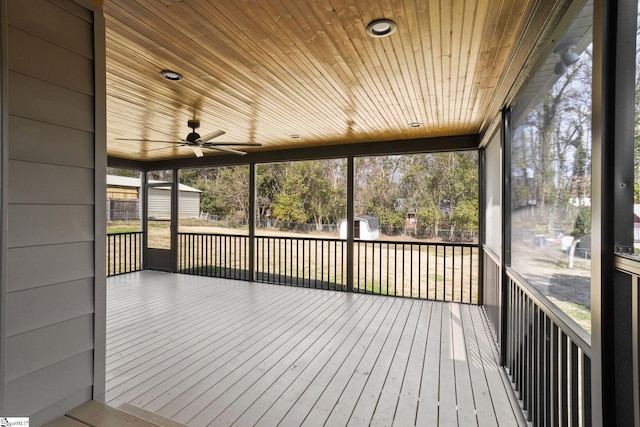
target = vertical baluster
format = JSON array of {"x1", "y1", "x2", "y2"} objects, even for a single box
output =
[
  {"x1": 435, "y1": 245, "x2": 439, "y2": 300},
  {"x1": 363, "y1": 242, "x2": 368, "y2": 293},
  {"x1": 515, "y1": 284, "x2": 522, "y2": 398},
  {"x1": 409, "y1": 243, "x2": 413, "y2": 298},
  {"x1": 544, "y1": 315, "x2": 552, "y2": 426},
  {"x1": 470, "y1": 247, "x2": 475, "y2": 303},
  {"x1": 107, "y1": 236, "x2": 111, "y2": 276},
  {"x1": 570, "y1": 343, "x2": 579, "y2": 427},
  {"x1": 561, "y1": 332, "x2": 569, "y2": 427},
  {"x1": 318, "y1": 239, "x2": 322, "y2": 288},
  {"x1": 526, "y1": 299, "x2": 533, "y2": 420},
  {"x1": 460, "y1": 246, "x2": 465, "y2": 303},
  {"x1": 532, "y1": 306, "x2": 540, "y2": 423},
  {"x1": 425, "y1": 243, "x2": 435, "y2": 299},
  {"x1": 356, "y1": 241, "x2": 360, "y2": 292},
  {"x1": 582, "y1": 354, "x2": 592, "y2": 427},
  {"x1": 126, "y1": 234, "x2": 130, "y2": 273},
  {"x1": 261, "y1": 237, "x2": 268, "y2": 282},
  {"x1": 335, "y1": 239, "x2": 338, "y2": 290},
  {"x1": 386, "y1": 242, "x2": 390, "y2": 296},
  {"x1": 551, "y1": 323, "x2": 559, "y2": 427},
  {"x1": 451, "y1": 245, "x2": 456, "y2": 302},
  {"x1": 394, "y1": 243, "x2": 398, "y2": 296},
  {"x1": 443, "y1": 245, "x2": 448, "y2": 301},
  {"x1": 400, "y1": 243, "x2": 404, "y2": 297}
]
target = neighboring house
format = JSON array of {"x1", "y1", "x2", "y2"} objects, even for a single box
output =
[
  {"x1": 339, "y1": 216, "x2": 380, "y2": 240},
  {"x1": 106, "y1": 175, "x2": 202, "y2": 220}
]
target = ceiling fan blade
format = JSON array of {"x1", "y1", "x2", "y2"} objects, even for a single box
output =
[
  {"x1": 191, "y1": 146, "x2": 204, "y2": 157},
  {"x1": 203, "y1": 145, "x2": 247, "y2": 156},
  {"x1": 116, "y1": 138, "x2": 178, "y2": 143},
  {"x1": 203, "y1": 142, "x2": 262, "y2": 147},
  {"x1": 140, "y1": 146, "x2": 177, "y2": 153},
  {"x1": 199, "y1": 130, "x2": 225, "y2": 142}
]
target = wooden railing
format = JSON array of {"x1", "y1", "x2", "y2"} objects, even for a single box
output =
[
  {"x1": 504, "y1": 269, "x2": 592, "y2": 426},
  {"x1": 177, "y1": 232, "x2": 479, "y2": 304},
  {"x1": 107, "y1": 231, "x2": 143, "y2": 276}
]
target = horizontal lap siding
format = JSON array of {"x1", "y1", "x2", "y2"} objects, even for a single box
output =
[
  {"x1": 4, "y1": 0, "x2": 97, "y2": 420},
  {"x1": 8, "y1": 116, "x2": 94, "y2": 168}
]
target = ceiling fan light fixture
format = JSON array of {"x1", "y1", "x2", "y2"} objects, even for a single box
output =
[
  {"x1": 554, "y1": 61, "x2": 568, "y2": 75},
  {"x1": 552, "y1": 43, "x2": 580, "y2": 74},
  {"x1": 366, "y1": 19, "x2": 397, "y2": 37},
  {"x1": 159, "y1": 69, "x2": 183, "y2": 81},
  {"x1": 561, "y1": 50, "x2": 580, "y2": 66}
]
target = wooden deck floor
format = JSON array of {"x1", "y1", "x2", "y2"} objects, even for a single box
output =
[{"x1": 106, "y1": 271, "x2": 525, "y2": 427}]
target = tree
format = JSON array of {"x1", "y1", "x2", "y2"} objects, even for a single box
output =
[
  {"x1": 107, "y1": 167, "x2": 139, "y2": 178},
  {"x1": 271, "y1": 160, "x2": 346, "y2": 230},
  {"x1": 180, "y1": 166, "x2": 249, "y2": 223},
  {"x1": 572, "y1": 207, "x2": 591, "y2": 237}
]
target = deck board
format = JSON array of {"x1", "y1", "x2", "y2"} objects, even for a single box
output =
[
  {"x1": 106, "y1": 271, "x2": 525, "y2": 426},
  {"x1": 220, "y1": 301, "x2": 382, "y2": 425}
]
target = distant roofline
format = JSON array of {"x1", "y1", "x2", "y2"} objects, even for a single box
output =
[{"x1": 106, "y1": 174, "x2": 201, "y2": 193}]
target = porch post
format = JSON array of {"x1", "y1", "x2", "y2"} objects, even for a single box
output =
[
  {"x1": 501, "y1": 107, "x2": 512, "y2": 366},
  {"x1": 171, "y1": 168, "x2": 179, "y2": 272},
  {"x1": 141, "y1": 170, "x2": 148, "y2": 269},
  {"x1": 346, "y1": 155, "x2": 354, "y2": 291},
  {"x1": 249, "y1": 162, "x2": 256, "y2": 282},
  {"x1": 478, "y1": 139, "x2": 485, "y2": 306},
  {"x1": 0, "y1": 0, "x2": 7, "y2": 412},
  {"x1": 592, "y1": 0, "x2": 637, "y2": 424}
]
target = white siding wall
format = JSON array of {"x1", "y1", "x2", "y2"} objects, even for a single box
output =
[
  {"x1": 179, "y1": 191, "x2": 200, "y2": 219},
  {"x1": 148, "y1": 188, "x2": 171, "y2": 220},
  {"x1": 148, "y1": 188, "x2": 200, "y2": 219},
  {"x1": 1, "y1": 0, "x2": 103, "y2": 423}
]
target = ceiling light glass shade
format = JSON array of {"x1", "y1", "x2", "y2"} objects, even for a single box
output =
[
  {"x1": 554, "y1": 61, "x2": 568, "y2": 75},
  {"x1": 366, "y1": 19, "x2": 397, "y2": 37},
  {"x1": 561, "y1": 50, "x2": 580, "y2": 66}
]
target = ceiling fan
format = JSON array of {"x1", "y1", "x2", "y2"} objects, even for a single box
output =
[{"x1": 116, "y1": 119, "x2": 261, "y2": 157}]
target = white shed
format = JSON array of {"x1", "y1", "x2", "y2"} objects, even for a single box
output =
[
  {"x1": 106, "y1": 175, "x2": 201, "y2": 220},
  {"x1": 147, "y1": 184, "x2": 201, "y2": 219},
  {"x1": 339, "y1": 216, "x2": 380, "y2": 240}
]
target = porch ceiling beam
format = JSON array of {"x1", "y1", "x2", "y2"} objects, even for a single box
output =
[{"x1": 108, "y1": 134, "x2": 479, "y2": 171}]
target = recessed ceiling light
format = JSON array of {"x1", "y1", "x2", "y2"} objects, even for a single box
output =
[
  {"x1": 366, "y1": 19, "x2": 397, "y2": 37},
  {"x1": 160, "y1": 69, "x2": 183, "y2": 81},
  {"x1": 291, "y1": 134, "x2": 300, "y2": 139},
  {"x1": 409, "y1": 122, "x2": 421, "y2": 128}
]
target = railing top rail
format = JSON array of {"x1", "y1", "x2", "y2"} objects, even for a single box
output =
[
  {"x1": 107, "y1": 231, "x2": 143, "y2": 236},
  {"x1": 482, "y1": 246, "x2": 500, "y2": 264},
  {"x1": 255, "y1": 234, "x2": 344, "y2": 243},
  {"x1": 506, "y1": 267, "x2": 592, "y2": 357},
  {"x1": 185, "y1": 231, "x2": 478, "y2": 247},
  {"x1": 366, "y1": 239, "x2": 478, "y2": 248},
  {"x1": 615, "y1": 254, "x2": 640, "y2": 277},
  {"x1": 179, "y1": 232, "x2": 249, "y2": 239}
]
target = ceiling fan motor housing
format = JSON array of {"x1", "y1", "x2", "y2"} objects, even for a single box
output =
[
  {"x1": 186, "y1": 119, "x2": 201, "y2": 143},
  {"x1": 186, "y1": 131, "x2": 200, "y2": 143}
]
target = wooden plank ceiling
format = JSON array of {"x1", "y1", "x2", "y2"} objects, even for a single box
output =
[{"x1": 105, "y1": 0, "x2": 537, "y2": 162}]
